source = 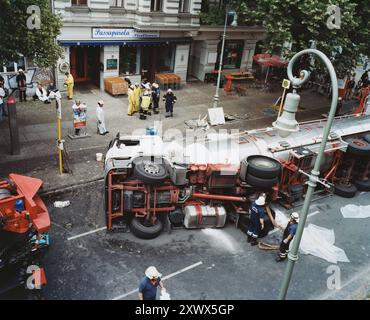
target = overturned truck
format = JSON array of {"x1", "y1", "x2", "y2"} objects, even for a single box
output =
[{"x1": 104, "y1": 108, "x2": 370, "y2": 239}]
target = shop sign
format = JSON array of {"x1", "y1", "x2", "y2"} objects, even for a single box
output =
[{"x1": 92, "y1": 28, "x2": 159, "y2": 39}]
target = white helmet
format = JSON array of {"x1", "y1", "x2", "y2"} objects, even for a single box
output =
[
  {"x1": 255, "y1": 196, "x2": 265, "y2": 206},
  {"x1": 290, "y1": 212, "x2": 299, "y2": 223},
  {"x1": 145, "y1": 266, "x2": 162, "y2": 280}
]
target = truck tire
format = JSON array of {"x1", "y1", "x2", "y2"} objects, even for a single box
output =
[
  {"x1": 246, "y1": 155, "x2": 281, "y2": 179},
  {"x1": 352, "y1": 179, "x2": 370, "y2": 192},
  {"x1": 246, "y1": 173, "x2": 279, "y2": 188},
  {"x1": 133, "y1": 161, "x2": 168, "y2": 184},
  {"x1": 334, "y1": 183, "x2": 357, "y2": 198},
  {"x1": 363, "y1": 134, "x2": 370, "y2": 144},
  {"x1": 129, "y1": 216, "x2": 163, "y2": 239},
  {"x1": 345, "y1": 138, "x2": 370, "y2": 157}
]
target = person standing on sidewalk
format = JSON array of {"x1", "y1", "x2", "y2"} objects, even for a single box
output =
[
  {"x1": 163, "y1": 88, "x2": 177, "y2": 118},
  {"x1": 64, "y1": 72, "x2": 74, "y2": 100},
  {"x1": 16, "y1": 69, "x2": 27, "y2": 102},
  {"x1": 133, "y1": 83, "x2": 141, "y2": 112},
  {"x1": 127, "y1": 84, "x2": 136, "y2": 116},
  {"x1": 138, "y1": 266, "x2": 166, "y2": 300},
  {"x1": 151, "y1": 83, "x2": 160, "y2": 114},
  {"x1": 96, "y1": 100, "x2": 109, "y2": 135},
  {"x1": 276, "y1": 212, "x2": 299, "y2": 262},
  {"x1": 0, "y1": 82, "x2": 7, "y2": 121}
]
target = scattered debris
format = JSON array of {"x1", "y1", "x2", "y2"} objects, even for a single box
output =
[
  {"x1": 340, "y1": 204, "x2": 370, "y2": 219},
  {"x1": 160, "y1": 288, "x2": 171, "y2": 300},
  {"x1": 299, "y1": 224, "x2": 349, "y2": 264},
  {"x1": 224, "y1": 113, "x2": 250, "y2": 121},
  {"x1": 184, "y1": 114, "x2": 209, "y2": 130},
  {"x1": 54, "y1": 200, "x2": 71, "y2": 208}
]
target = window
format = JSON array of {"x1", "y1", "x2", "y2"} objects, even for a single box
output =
[
  {"x1": 71, "y1": 0, "x2": 87, "y2": 6},
  {"x1": 110, "y1": 0, "x2": 124, "y2": 7},
  {"x1": 150, "y1": 0, "x2": 162, "y2": 12},
  {"x1": 156, "y1": 45, "x2": 175, "y2": 73},
  {"x1": 119, "y1": 47, "x2": 138, "y2": 75},
  {"x1": 179, "y1": 0, "x2": 190, "y2": 13},
  {"x1": 216, "y1": 40, "x2": 244, "y2": 69},
  {"x1": 2, "y1": 57, "x2": 26, "y2": 73}
]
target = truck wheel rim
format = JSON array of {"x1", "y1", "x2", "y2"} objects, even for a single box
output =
[{"x1": 144, "y1": 162, "x2": 160, "y2": 175}]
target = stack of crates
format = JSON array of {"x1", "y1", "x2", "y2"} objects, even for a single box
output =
[
  {"x1": 155, "y1": 73, "x2": 181, "y2": 90},
  {"x1": 104, "y1": 77, "x2": 128, "y2": 96}
]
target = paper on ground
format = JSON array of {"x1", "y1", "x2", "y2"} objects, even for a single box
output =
[
  {"x1": 297, "y1": 224, "x2": 349, "y2": 264},
  {"x1": 160, "y1": 289, "x2": 171, "y2": 300},
  {"x1": 340, "y1": 204, "x2": 370, "y2": 218},
  {"x1": 274, "y1": 209, "x2": 290, "y2": 228},
  {"x1": 54, "y1": 200, "x2": 71, "y2": 208}
]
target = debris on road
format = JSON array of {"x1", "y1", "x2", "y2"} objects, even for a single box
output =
[
  {"x1": 54, "y1": 200, "x2": 71, "y2": 208},
  {"x1": 160, "y1": 289, "x2": 171, "y2": 300},
  {"x1": 299, "y1": 224, "x2": 349, "y2": 264},
  {"x1": 340, "y1": 204, "x2": 370, "y2": 219},
  {"x1": 224, "y1": 113, "x2": 250, "y2": 121},
  {"x1": 184, "y1": 115, "x2": 209, "y2": 130}
]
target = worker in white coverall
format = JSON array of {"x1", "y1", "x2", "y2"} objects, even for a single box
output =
[{"x1": 96, "y1": 100, "x2": 109, "y2": 135}]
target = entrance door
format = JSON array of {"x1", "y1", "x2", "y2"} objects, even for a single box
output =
[
  {"x1": 141, "y1": 47, "x2": 157, "y2": 82},
  {"x1": 70, "y1": 46, "x2": 100, "y2": 87}
]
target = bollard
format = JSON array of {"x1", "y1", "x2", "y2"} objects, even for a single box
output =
[{"x1": 7, "y1": 98, "x2": 20, "y2": 155}]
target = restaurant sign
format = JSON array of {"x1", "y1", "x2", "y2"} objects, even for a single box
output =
[{"x1": 92, "y1": 28, "x2": 160, "y2": 39}]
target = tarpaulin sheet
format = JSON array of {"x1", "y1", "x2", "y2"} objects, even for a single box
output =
[{"x1": 340, "y1": 204, "x2": 370, "y2": 219}]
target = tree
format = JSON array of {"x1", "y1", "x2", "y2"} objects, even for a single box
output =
[
  {"x1": 238, "y1": 0, "x2": 370, "y2": 76},
  {"x1": 0, "y1": 0, "x2": 63, "y2": 68}
]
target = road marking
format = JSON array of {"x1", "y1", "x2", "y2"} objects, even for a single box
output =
[
  {"x1": 67, "y1": 226, "x2": 107, "y2": 241},
  {"x1": 111, "y1": 261, "x2": 203, "y2": 300}
]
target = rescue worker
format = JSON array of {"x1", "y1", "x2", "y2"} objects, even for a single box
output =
[
  {"x1": 133, "y1": 83, "x2": 141, "y2": 112},
  {"x1": 16, "y1": 69, "x2": 27, "y2": 102},
  {"x1": 247, "y1": 195, "x2": 266, "y2": 246},
  {"x1": 138, "y1": 266, "x2": 166, "y2": 300},
  {"x1": 127, "y1": 84, "x2": 136, "y2": 116},
  {"x1": 33, "y1": 83, "x2": 51, "y2": 104},
  {"x1": 276, "y1": 212, "x2": 299, "y2": 262},
  {"x1": 163, "y1": 88, "x2": 177, "y2": 118},
  {"x1": 139, "y1": 90, "x2": 152, "y2": 120},
  {"x1": 64, "y1": 72, "x2": 74, "y2": 100},
  {"x1": 151, "y1": 83, "x2": 160, "y2": 114},
  {"x1": 96, "y1": 100, "x2": 109, "y2": 135}
]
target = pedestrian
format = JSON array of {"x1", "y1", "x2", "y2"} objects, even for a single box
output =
[
  {"x1": 163, "y1": 88, "x2": 177, "y2": 118},
  {"x1": 127, "y1": 84, "x2": 136, "y2": 116},
  {"x1": 133, "y1": 83, "x2": 141, "y2": 112},
  {"x1": 33, "y1": 83, "x2": 51, "y2": 104},
  {"x1": 16, "y1": 69, "x2": 27, "y2": 102},
  {"x1": 362, "y1": 74, "x2": 370, "y2": 89},
  {"x1": 345, "y1": 76, "x2": 355, "y2": 100},
  {"x1": 96, "y1": 100, "x2": 109, "y2": 135},
  {"x1": 138, "y1": 266, "x2": 166, "y2": 300},
  {"x1": 139, "y1": 90, "x2": 152, "y2": 120},
  {"x1": 246, "y1": 195, "x2": 266, "y2": 246},
  {"x1": 64, "y1": 72, "x2": 74, "y2": 100},
  {"x1": 151, "y1": 83, "x2": 160, "y2": 114},
  {"x1": 276, "y1": 212, "x2": 299, "y2": 262},
  {"x1": 72, "y1": 99, "x2": 86, "y2": 136},
  {"x1": 335, "y1": 97, "x2": 343, "y2": 116},
  {"x1": 0, "y1": 82, "x2": 7, "y2": 121}
]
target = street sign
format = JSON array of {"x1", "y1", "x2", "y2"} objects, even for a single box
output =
[{"x1": 282, "y1": 79, "x2": 291, "y2": 89}]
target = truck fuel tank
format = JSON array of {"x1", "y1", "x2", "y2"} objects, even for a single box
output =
[{"x1": 183, "y1": 205, "x2": 227, "y2": 229}]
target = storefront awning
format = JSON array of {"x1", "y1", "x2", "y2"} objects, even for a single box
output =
[{"x1": 59, "y1": 38, "x2": 192, "y2": 46}]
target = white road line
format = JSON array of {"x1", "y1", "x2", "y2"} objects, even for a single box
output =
[
  {"x1": 67, "y1": 226, "x2": 107, "y2": 241},
  {"x1": 112, "y1": 261, "x2": 203, "y2": 300}
]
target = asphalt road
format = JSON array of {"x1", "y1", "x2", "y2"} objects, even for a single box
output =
[{"x1": 36, "y1": 181, "x2": 370, "y2": 300}]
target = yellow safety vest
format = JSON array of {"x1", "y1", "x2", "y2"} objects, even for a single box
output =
[{"x1": 141, "y1": 95, "x2": 151, "y2": 110}]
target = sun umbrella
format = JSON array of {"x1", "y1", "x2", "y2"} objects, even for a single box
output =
[{"x1": 253, "y1": 54, "x2": 288, "y2": 85}]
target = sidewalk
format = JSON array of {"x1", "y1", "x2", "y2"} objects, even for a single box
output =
[{"x1": 0, "y1": 82, "x2": 342, "y2": 191}]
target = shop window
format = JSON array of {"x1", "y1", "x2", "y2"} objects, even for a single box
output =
[
  {"x1": 110, "y1": 0, "x2": 124, "y2": 7},
  {"x1": 156, "y1": 45, "x2": 175, "y2": 73},
  {"x1": 179, "y1": 0, "x2": 190, "y2": 13},
  {"x1": 71, "y1": 0, "x2": 88, "y2": 6},
  {"x1": 216, "y1": 40, "x2": 244, "y2": 70},
  {"x1": 151, "y1": 0, "x2": 162, "y2": 12},
  {"x1": 119, "y1": 47, "x2": 138, "y2": 75}
]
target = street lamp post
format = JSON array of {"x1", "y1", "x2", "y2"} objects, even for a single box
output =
[
  {"x1": 212, "y1": 9, "x2": 237, "y2": 108},
  {"x1": 273, "y1": 49, "x2": 338, "y2": 300}
]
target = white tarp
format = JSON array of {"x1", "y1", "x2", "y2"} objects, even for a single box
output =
[
  {"x1": 298, "y1": 224, "x2": 349, "y2": 264},
  {"x1": 340, "y1": 204, "x2": 370, "y2": 219}
]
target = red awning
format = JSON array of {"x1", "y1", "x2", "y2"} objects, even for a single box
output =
[{"x1": 253, "y1": 53, "x2": 288, "y2": 68}]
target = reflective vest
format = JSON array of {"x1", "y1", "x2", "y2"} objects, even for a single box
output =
[{"x1": 141, "y1": 95, "x2": 151, "y2": 110}]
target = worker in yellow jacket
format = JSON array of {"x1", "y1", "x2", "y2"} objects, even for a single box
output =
[
  {"x1": 133, "y1": 83, "x2": 141, "y2": 112},
  {"x1": 64, "y1": 72, "x2": 74, "y2": 100},
  {"x1": 127, "y1": 85, "x2": 136, "y2": 116}
]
